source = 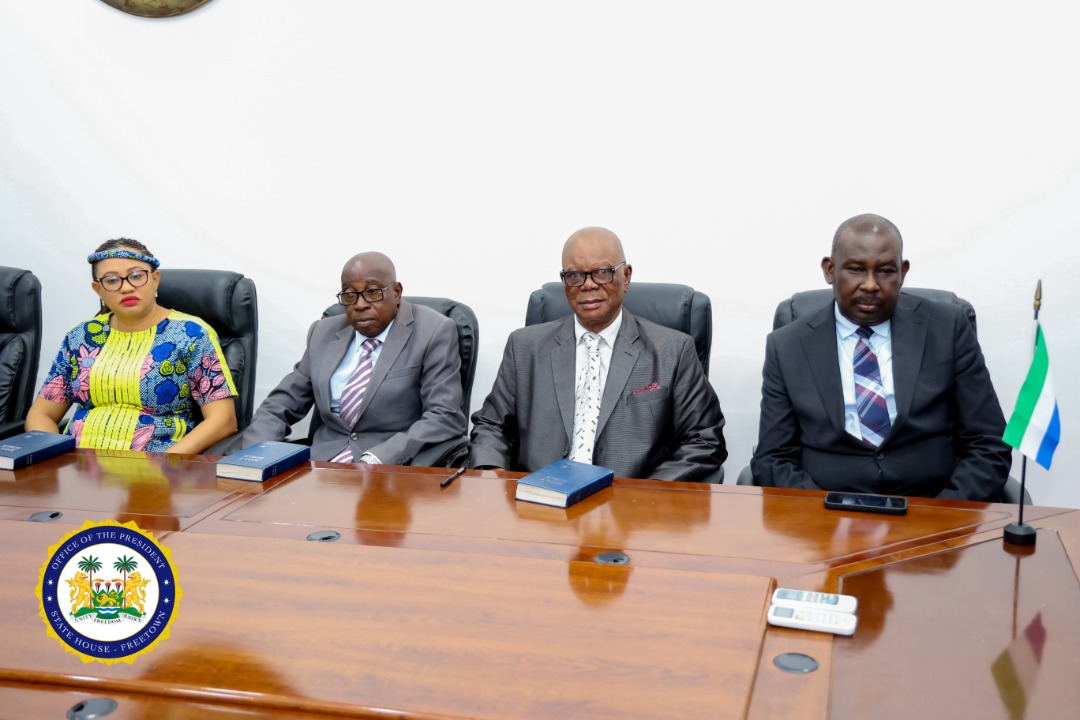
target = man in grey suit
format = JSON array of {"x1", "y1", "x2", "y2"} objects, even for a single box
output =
[
  {"x1": 243, "y1": 252, "x2": 466, "y2": 464},
  {"x1": 469, "y1": 227, "x2": 727, "y2": 482},
  {"x1": 751, "y1": 214, "x2": 1012, "y2": 500}
]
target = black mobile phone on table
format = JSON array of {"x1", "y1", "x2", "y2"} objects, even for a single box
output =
[{"x1": 823, "y1": 492, "x2": 907, "y2": 515}]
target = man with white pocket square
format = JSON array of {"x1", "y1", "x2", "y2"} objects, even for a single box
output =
[{"x1": 469, "y1": 227, "x2": 727, "y2": 482}]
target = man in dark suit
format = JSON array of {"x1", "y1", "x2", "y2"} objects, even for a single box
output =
[
  {"x1": 469, "y1": 227, "x2": 726, "y2": 482},
  {"x1": 751, "y1": 214, "x2": 1011, "y2": 500},
  {"x1": 242, "y1": 252, "x2": 466, "y2": 463}
]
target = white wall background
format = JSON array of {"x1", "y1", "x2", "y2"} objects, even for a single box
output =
[{"x1": 3, "y1": 2, "x2": 1077, "y2": 507}]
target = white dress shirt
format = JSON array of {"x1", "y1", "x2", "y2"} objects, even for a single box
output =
[
  {"x1": 329, "y1": 320, "x2": 393, "y2": 411},
  {"x1": 329, "y1": 320, "x2": 394, "y2": 464},
  {"x1": 833, "y1": 304, "x2": 897, "y2": 443},
  {"x1": 573, "y1": 311, "x2": 623, "y2": 402}
]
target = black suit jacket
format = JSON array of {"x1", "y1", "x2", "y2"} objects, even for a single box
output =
[
  {"x1": 750, "y1": 295, "x2": 1011, "y2": 500},
  {"x1": 469, "y1": 311, "x2": 727, "y2": 482}
]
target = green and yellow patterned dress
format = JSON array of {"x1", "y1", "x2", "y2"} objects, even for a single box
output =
[{"x1": 38, "y1": 310, "x2": 237, "y2": 451}]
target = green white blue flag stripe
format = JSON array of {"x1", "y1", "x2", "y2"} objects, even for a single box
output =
[{"x1": 1003, "y1": 323, "x2": 1060, "y2": 470}]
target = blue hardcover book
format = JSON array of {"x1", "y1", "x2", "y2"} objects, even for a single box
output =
[
  {"x1": 216, "y1": 441, "x2": 310, "y2": 482},
  {"x1": 0, "y1": 431, "x2": 77, "y2": 471},
  {"x1": 515, "y1": 459, "x2": 615, "y2": 508}
]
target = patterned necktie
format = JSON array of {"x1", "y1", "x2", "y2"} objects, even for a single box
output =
[
  {"x1": 853, "y1": 326, "x2": 891, "y2": 447},
  {"x1": 331, "y1": 338, "x2": 380, "y2": 462},
  {"x1": 570, "y1": 333, "x2": 602, "y2": 463}
]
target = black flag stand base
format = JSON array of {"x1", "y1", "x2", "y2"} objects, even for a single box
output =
[
  {"x1": 1001, "y1": 282, "x2": 1045, "y2": 550},
  {"x1": 1004, "y1": 522, "x2": 1037, "y2": 546}
]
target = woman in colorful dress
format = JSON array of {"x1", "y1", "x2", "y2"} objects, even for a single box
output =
[{"x1": 25, "y1": 239, "x2": 238, "y2": 453}]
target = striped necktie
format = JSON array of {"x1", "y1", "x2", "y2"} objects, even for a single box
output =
[
  {"x1": 853, "y1": 326, "x2": 891, "y2": 447},
  {"x1": 570, "y1": 332, "x2": 602, "y2": 463},
  {"x1": 331, "y1": 338, "x2": 380, "y2": 462}
]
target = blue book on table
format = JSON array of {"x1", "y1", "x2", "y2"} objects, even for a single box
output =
[
  {"x1": 515, "y1": 459, "x2": 615, "y2": 508},
  {"x1": 216, "y1": 441, "x2": 310, "y2": 482},
  {"x1": 0, "y1": 431, "x2": 76, "y2": 471}
]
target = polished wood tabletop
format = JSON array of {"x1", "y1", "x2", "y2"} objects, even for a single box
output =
[
  {"x1": 2, "y1": 450, "x2": 1079, "y2": 719},
  {"x1": 185, "y1": 462, "x2": 1067, "y2": 570},
  {"x1": 2, "y1": 519, "x2": 771, "y2": 720}
]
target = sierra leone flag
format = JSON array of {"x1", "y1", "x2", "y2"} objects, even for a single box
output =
[{"x1": 1003, "y1": 323, "x2": 1060, "y2": 470}]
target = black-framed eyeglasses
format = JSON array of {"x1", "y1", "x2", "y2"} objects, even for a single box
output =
[
  {"x1": 337, "y1": 282, "x2": 396, "y2": 306},
  {"x1": 96, "y1": 270, "x2": 151, "y2": 292},
  {"x1": 560, "y1": 262, "x2": 627, "y2": 288}
]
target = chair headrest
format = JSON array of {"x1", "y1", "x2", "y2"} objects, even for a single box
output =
[
  {"x1": 0, "y1": 267, "x2": 42, "y2": 334},
  {"x1": 525, "y1": 281, "x2": 713, "y2": 373},
  {"x1": 526, "y1": 282, "x2": 701, "y2": 331},
  {"x1": 321, "y1": 296, "x2": 479, "y2": 418},
  {"x1": 774, "y1": 288, "x2": 976, "y2": 333},
  {"x1": 157, "y1": 269, "x2": 257, "y2": 337}
]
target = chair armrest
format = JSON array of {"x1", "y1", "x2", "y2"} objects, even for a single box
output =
[
  {"x1": 409, "y1": 436, "x2": 470, "y2": 469},
  {"x1": 204, "y1": 432, "x2": 247, "y2": 457},
  {"x1": 698, "y1": 465, "x2": 725, "y2": 484},
  {"x1": 736, "y1": 464, "x2": 755, "y2": 486},
  {"x1": 999, "y1": 476, "x2": 1033, "y2": 505},
  {"x1": 0, "y1": 420, "x2": 27, "y2": 440}
]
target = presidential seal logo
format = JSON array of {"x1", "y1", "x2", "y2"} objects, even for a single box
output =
[{"x1": 36, "y1": 519, "x2": 181, "y2": 664}]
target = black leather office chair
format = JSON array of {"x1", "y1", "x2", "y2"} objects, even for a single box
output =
[
  {"x1": 0, "y1": 267, "x2": 43, "y2": 439},
  {"x1": 526, "y1": 281, "x2": 721, "y2": 483},
  {"x1": 737, "y1": 288, "x2": 1030, "y2": 504},
  {"x1": 318, "y1": 295, "x2": 479, "y2": 467},
  {"x1": 156, "y1": 269, "x2": 259, "y2": 430},
  {"x1": 525, "y1": 282, "x2": 713, "y2": 374}
]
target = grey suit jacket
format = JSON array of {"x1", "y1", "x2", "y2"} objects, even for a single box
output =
[
  {"x1": 750, "y1": 295, "x2": 1012, "y2": 501},
  {"x1": 469, "y1": 311, "x2": 726, "y2": 482},
  {"x1": 243, "y1": 300, "x2": 466, "y2": 463}
]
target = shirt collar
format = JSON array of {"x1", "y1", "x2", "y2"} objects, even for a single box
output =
[
  {"x1": 833, "y1": 303, "x2": 891, "y2": 340},
  {"x1": 573, "y1": 310, "x2": 623, "y2": 348},
  {"x1": 354, "y1": 319, "x2": 394, "y2": 345}
]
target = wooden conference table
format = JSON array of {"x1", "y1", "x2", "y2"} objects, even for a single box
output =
[{"x1": 2, "y1": 449, "x2": 1079, "y2": 719}]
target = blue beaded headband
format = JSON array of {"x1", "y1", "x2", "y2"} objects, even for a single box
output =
[{"x1": 86, "y1": 249, "x2": 160, "y2": 269}]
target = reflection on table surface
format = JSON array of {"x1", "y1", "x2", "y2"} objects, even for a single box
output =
[
  {"x1": 0, "y1": 449, "x2": 297, "y2": 530},
  {"x1": 2, "y1": 520, "x2": 770, "y2": 720},
  {"x1": 191, "y1": 463, "x2": 1031, "y2": 576},
  {"x1": 833, "y1": 529, "x2": 1080, "y2": 719},
  {"x1": 1, "y1": 451, "x2": 1078, "y2": 719}
]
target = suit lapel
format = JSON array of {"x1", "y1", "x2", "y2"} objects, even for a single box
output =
[
  {"x1": 800, "y1": 305, "x2": 848, "y2": 438},
  {"x1": 550, "y1": 317, "x2": 577, "y2": 443},
  {"x1": 319, "y1": 319, "x2": 355, "y2": 431},
  {"x1": 353, "y1": 301, "x2": 414, "y2": 427},
  {"x1": 886, "y1": 295, "x2": 926, "y2": 442},
  {"x1": 597, "y1": 313, "x2": 640, "y2": 437}
]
